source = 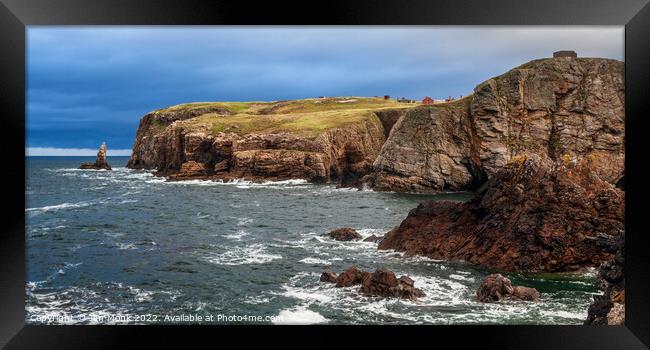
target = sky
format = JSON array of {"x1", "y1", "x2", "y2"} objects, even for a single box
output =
[{"x1": 26, "y1": 26, "x2": 624, "y2": 156}]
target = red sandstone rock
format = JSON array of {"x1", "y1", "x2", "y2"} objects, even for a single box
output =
[
  {"x1": 476, "y1": 273, "x2": 539, "y2": 302},
  {"x1": 378, "y1": 154, "x2": 624, "y2": 272},
  {"x1": 328, "y1": 267, "x2": 425, "y2": 300},
  {"x1": 335, "y1": 267, "x2": 370, "y2": 287},
  {"x1": 328, "y1": 228, "x2": 362, "y2": 241}
]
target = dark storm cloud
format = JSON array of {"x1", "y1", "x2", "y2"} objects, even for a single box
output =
[{"x1": 27, "y1": 26, "x2": 623, "y2": 153}]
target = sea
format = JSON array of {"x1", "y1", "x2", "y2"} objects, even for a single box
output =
[{"x1": 25, "y1": 156, "x2": 599, "y2": 325}]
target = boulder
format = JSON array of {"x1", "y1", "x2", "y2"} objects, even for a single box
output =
[
  {"x1": 320, "y1": 270, "x2": 337, "y2": 283},
  {"x1": 79, "y1": 142, "x2": 112, "y2": 170},
  {"x1": 512, "y1": 286, "x2": 541, "y2": 301},
  {"x1": 327, "y1": 266, "x2": 425, "y2": 301},
  {"x1": 328, "y1": 228, "x2": 362, "y2": 241},
  {"x1": 476, "y1": 274, "x2": 514, "y2": 302},
  {"x1": 359, "y1": 268, "x2": 425, "y2": 301},
  {"x1": 476, "y1": 273, "x2": 540, "y2": 302},
  {"x1": 334, "y1": 266, "x2": 370, "y2": 287}
]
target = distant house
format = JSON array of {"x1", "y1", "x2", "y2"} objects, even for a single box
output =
[
  {"x1": 422, "y1": 96, "x2": 434, "y2": 105},
  {"x1": 553, "y1": 50, "x2": 577, "y2": 58},
  {"x1": 397, "y1": 97, "x2": 414, "y2": 103},
  {"x1": 384, "y1": 95, "x2": 390, "y2": 100}
]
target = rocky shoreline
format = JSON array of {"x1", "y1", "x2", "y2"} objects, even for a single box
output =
[{"x1": 126, "y1": 55, "x2": 625, "y2": 324}]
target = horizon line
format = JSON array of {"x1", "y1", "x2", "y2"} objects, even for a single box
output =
[{"x1": 26, "y1": 147, "x2": 132, "y2": 157}]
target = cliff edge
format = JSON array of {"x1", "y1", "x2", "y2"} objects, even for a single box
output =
[{"x1": 127, "y1": 98, "x2": 412, "y2": 186}]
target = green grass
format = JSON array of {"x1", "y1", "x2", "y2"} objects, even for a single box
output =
[
  {"x1": 186, "y1": 109, "x2": 381, "y2": 139},
  {"x1": 161, "y1": 97, "x2": 412, "y2": 115},
  {"x1": 157, "y1": 97, "x2": 420, "y2": 139}
]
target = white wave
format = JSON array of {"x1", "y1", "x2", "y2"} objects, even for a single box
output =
[
  {"x1": 237, "y1": 217, "x2": 253, "y2": 226},
  {"x1": 448, "y1": 273, "x2": 476, "y2": 282},
  {"x1": 242, "y1": 295, "x2": 272, "y2": 305},
  {"x1": 273, "y1": 306, "x2": 329, "y2": 325},
  {"x1": 538, "y1": 309, "x2": 587, "y2": 321},
  {"x1": 196, "y1": 212, "x2": 210, "y2": 219},
  {"x1": 223, "y1": 229, "x2": 249, "y2": 241},
  {"x1": 26, "y1": 201, "x2": 93, "y2": 213},
  {"x1": 119, "y1": 199, "x2": 138, "y2": 204},
  {"x1": 160, "y1": 178, "x2": 311, "y2": 189},
  {"x1": 115, "y1": 242, "x2": 137, "y2": 250},
  {"x1": 26, "y1": 283, "x2": 181, "y2": 325},
  {"x1": 204, "y1": 244, "x2": 282, "y2": 265},
  {"x1": 298, "y1": 257, "x2": 331, "y2": 265}
]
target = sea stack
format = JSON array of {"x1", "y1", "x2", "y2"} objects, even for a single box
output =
[{"x1": 79, "y1": 142, "x2": 112, "y2": 170}]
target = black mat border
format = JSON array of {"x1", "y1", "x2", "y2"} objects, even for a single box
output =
[{"x1": 1, "y1": 0, "x2": 649, "y2": 348}]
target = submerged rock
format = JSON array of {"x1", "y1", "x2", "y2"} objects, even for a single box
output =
[
  {"x1": 476, "y1": 273, "x2": 540, "y2": 302},
  {"x1": 79, "y1": 142, "x2": 112, "y2": 170},
  {"x1": 323, "y1": 266, "x2": 425, "y2": 301},
  {"x1": 327, "y1": 227, "x2": 362, "y2": 241}
]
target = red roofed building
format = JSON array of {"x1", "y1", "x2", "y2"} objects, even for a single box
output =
[{"x1": 422, "y1": 96, "x2": 434, "y2": 105}]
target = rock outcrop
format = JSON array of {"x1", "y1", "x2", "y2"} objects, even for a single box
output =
[
  {"x1": 127, "y1": 99, "x2": 409, "y2": 187},
  {"x1": 378, "y1": 154, "x2": 624, "y2": 272},
  {"x1": 79, "y1": 142, "x2": 112, "y2": 170},
  {"x1": 367, "y1": 57, "x2": 624, "y2": 192},
  {"x1": 476, "y1": 273, "x2": 540, "y2": 302},
  {"x1": 365, "y1": 98, "x2": 479, "y2": 192},
  {"x1": 585, "y1": 237, "x2": 625, "y2": 325},
  {"x1": 322, "y1": 267, "x2": 425, "y2": 300},
  {"x1": 359, "y1": 268, "x2": 426, "y2": 301},
  {"x1": 327, "y1": 227, "x2": 361, "y2": 241},
  {"x1": 320, "y1": 270, "x2": 338, "y2": 283}
]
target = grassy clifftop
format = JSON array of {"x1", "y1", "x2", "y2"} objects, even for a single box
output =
[{"x1": 152, "y1": 97, "x2": 418, "y2": 139}]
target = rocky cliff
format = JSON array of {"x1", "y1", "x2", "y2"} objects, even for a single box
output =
[
  {"x1": 367, "y1": 57, "x2": 624, "y2": 192},
  {"x1": 127, "y1": 98, "x2": 411, "y2": 186},
  {"x1": 378, "y1": 154, "x2": 625, "y2": 272}
]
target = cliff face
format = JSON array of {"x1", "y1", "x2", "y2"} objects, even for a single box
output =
[
  {"x1": 127, "y1": 99, "x2": 410, "y2": 186},
  {"x1": 378, "y1": 154, "x2": 625, "y2": 272},
  {"x1": 365, "y1": 98, "x2": 481, "y2": 192},
  {"x1": 367, "y1": 57, "x2": 624, "y2": 192}
]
